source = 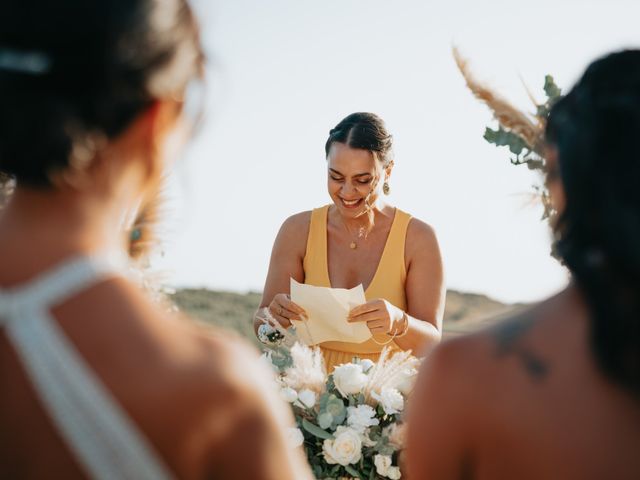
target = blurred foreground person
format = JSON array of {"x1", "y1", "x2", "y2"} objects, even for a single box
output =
[
  {"x1": 407, "y1": 50, "x2": 640, "y2": 479},
  {"x1": 0, "y1": 1, "x2": 311, "y2": 478}
]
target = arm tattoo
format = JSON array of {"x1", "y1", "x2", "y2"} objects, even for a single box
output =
[{"x1": 492, "y1": 313, "x2": 549, "y2": 381}]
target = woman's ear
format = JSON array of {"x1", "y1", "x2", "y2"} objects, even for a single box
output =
[
  {"x1": 125, "y1": 98, "x2": 182, "y2": 189},
  {"x1": 385, "y1": 160, "x2": 395, "y2": 180}
]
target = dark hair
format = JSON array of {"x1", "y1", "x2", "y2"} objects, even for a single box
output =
[
  {"x1": 0, "y1": 0, "x2": 204, "y2": 187},
  {"x1": 546, "y1": 50, "x2": 640, "y2": 395},
  {"x1": 325, "y1": 112, "x2": 393, "y2": 165}
]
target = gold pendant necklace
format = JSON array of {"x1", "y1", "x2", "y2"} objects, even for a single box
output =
[{"x1": 339, "y1": 215, "x2": 366, "y2": 251}]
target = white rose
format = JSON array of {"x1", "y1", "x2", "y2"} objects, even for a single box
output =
[
  {"x1": 396, "y1": 367, "x2": 418, "y2": 396},
  {"x1": 297, "y1": 389, "x2": 317, "y2": 409},
  {"x1": 333, "y1": 363, "x2": 368, "y2": 397},
  {"x1": 359, "y1": 358, "x2": 375, "y2": 373},
  {"x1": 285, "y1": 427, "x2": 304, "y2": 448},
  {"x1": 346, "y1": 404, "x2": 379, "y2": 433},
  {"x1": 322, "y1": 426, "x2": 362, "y2": 466},
  {"x1": 387, "y1": 466, "x2": 402, "y2": 479},
  {"x1": 372, "y1": 388, "x2": 404, "y2": 415},
  {"x1": 374, "y1": 454, "x2": 392, "y2": 476},
  {"x1": 280, "y1": 387, "x2": 298, "y2": 403}
]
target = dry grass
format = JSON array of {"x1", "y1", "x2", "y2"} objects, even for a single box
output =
[
  {"x1": 452, "y1": 47, "x2": 544, "y2": 153},
  {"x1": 171, "y1": 288, "x2": 526, "y2": 346}
]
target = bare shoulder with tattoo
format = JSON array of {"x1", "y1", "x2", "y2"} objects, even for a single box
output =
[{"x1": 408, "y1": 288, "x2": 640, "y2": 479}]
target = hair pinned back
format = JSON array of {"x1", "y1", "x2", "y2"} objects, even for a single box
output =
[
  {"x1": 325, "y1": 112, "x2": 394, "y2": 167},
  {"x1": 546, "y1": 50, "x2": 640, "y2": 396},
  {"x1": 0, "y1": 0, "x2": 204, "y2": 188}
]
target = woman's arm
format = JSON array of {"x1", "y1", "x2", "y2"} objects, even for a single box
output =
[
  {"x1": 253, "y1": 212, "x2": 310, "y2": 334},
  {"x1": 347, "y1": 219, "x2": 445, "y2": 354},
  {"x1": 395, "y1": 219, "x2": 445, "y2": 353}
]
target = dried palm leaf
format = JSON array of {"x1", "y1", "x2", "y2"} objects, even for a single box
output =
[{"x1": 453, "y1": 47, "x2": 543, "y2": 153}]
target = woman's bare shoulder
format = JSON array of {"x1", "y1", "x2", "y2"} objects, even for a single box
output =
[
  {"x1": 402, "y1": 215, "x2": 441, "y2": 266},
  {"x1": 73, "y1": 276, "x2": 265, "y2": 394},
  {"x1": 279, "y1": 210, "x2": 312, "y2": 236},
  {"x1": 271, "y1": 210, "x2": 313, "y2": 257},
  {"x1": 405, "y1": 216, "x2": 438, "y2": 245},
  {"x1": 412, "y1": 304, "x2": 550, "y2": 411}
]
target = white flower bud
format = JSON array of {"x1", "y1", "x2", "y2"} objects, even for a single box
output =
[
  {"x1": 280, "y1": 387, "x2": 298, "y2": 403},
  {"x1": 298, "y1": 389, "x2": 317, "y2": 408}
]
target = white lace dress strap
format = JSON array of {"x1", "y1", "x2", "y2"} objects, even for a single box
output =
[{"x1": 0, "y1": 255, "x2": 173, "y2": 480}]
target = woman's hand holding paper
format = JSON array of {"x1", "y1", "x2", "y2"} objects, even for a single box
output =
[
  {"x1": 348, "y1": 298, "x2": 406, "y2": 336},
  {"x1": 269, "y1": 293, "x2": 307, "y2": 328}
]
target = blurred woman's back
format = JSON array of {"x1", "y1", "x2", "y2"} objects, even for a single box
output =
[
  {"x1": 0, "y1": 1, "x2": 311, "y2": 478},
  {"x1": 406, "y1": 50, "x2": 640, "y2": 480}
]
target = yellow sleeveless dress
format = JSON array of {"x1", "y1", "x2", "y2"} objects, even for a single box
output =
[{"x1": 303, "y1": 205, "x2": 412, "y2": 372}]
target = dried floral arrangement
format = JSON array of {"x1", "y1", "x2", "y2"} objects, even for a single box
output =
[
  {"x1": 264, "y1": 340, "x2": 418, "y2": 480},
  {"x1": 453, "y1": 47, "x2": 563, "y2": 220}
]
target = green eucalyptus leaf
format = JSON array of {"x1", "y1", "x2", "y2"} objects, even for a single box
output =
[
  {"x1": 544, "y1": 75, "x2": 562, "y2": 100},
  {"x1": 318, "y1": 412, "x2": 334, "y2": 430},
  {"x1": 327, "y1": 397, "x2": 346, "y2": 417},
  {"x1": 326, "y1": 375, "x2": 336, "y2": 393},
  {"x1": 484, "y1": 127, "x2": 528, "y2": 155},
  {"x1": 319, "y1": 392, "x2": 330, "y2": 410},
  {"x1": 331, "y1": 409, "x2": 347, "y2": 429},
  {"x1": 344, "y1": 464, "x2": 362, "y2": 478},
  {"x1": 302, "y1": 418, "x2": 334, "y2": 440}
]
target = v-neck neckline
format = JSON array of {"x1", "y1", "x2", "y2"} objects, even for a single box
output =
[{"x1": 324, "y1": 206, "x2": 398, "y2": 294}]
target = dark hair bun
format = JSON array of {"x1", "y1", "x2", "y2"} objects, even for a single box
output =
[
  {"x1": 546, "y1": 50, "x2": 640, "y2": 395},
  {"x1": 0, "y1": 0, "x2": 203, "y2": 187},
  {"x1": 325, "y1": 112, "x2": 393, "y2": 165}
]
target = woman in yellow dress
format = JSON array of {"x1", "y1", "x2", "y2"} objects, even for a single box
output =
[{"x1": 255, "y1": 112, "x2": 445, "y2": 371}]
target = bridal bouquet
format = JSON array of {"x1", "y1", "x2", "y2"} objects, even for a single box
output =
[{"x1": 263, "y1": 342, "x2": 419, "y2": 480}]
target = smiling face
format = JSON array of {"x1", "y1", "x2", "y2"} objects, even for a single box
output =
[{"x1": 327, "y1": 142, "x2": 390, "y2": 219}]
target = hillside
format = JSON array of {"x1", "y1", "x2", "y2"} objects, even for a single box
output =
[{"x1": 170, "y1": 288, "x2": 527, "y2": 347}]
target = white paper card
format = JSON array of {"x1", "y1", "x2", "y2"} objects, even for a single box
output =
[{"x1": 290, "y1": 278, "x2": 372, "y2": 345}]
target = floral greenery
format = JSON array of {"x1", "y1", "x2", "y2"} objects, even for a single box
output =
[
  {"x1": 454, "y1": 47, "x2": 563, "y2": 221},
  {"x1": 483, "y1": 75, "x2": 562, "y2": 170},
  {"x1": 481, "y1": 75, "x2": 562, "y2": 221},
  {"x1": 264, "y1": 343, "x2": 418, "y2": 479}
]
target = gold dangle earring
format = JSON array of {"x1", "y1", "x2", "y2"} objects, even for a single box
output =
[{"x1": 383, "y1": 181, "x2": 390, "y2": 195}]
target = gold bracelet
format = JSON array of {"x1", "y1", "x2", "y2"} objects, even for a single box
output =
[
  {"x1": 370, "y1": 312, "x2": 410, "y2": 346},
  {"x1": 391, "y1": 312, "x2": 410, "y2": 338},
  {"x1": 370, "y1": 333, "x2": 397, "y2": 346}
]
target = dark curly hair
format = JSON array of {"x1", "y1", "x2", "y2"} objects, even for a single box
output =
[
  {"x1": 325, "y1": 112, "x2": 393, "y2": 166},
  {"x1": 546, "y1": 50, "x2": 640, "y2": 395},
  {"x1": 0, "y1": 0, "x2": 204, "y2": 188}
]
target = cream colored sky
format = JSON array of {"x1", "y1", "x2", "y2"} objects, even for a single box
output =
[{"x1": 154, "y1": 0, "x2": 639, "y2": 304}]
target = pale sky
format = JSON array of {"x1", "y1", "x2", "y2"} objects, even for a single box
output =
[{"x1": 153, "y1": 0, "x2": 639, "y2": 304}]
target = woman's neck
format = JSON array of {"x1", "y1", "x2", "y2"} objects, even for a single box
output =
[
  {"x1": 0, "y1": 187, "x2": 129, "y2": 262},
  {"x1": 336, "y1": 200, "x2": 390, "y2": 230}
]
